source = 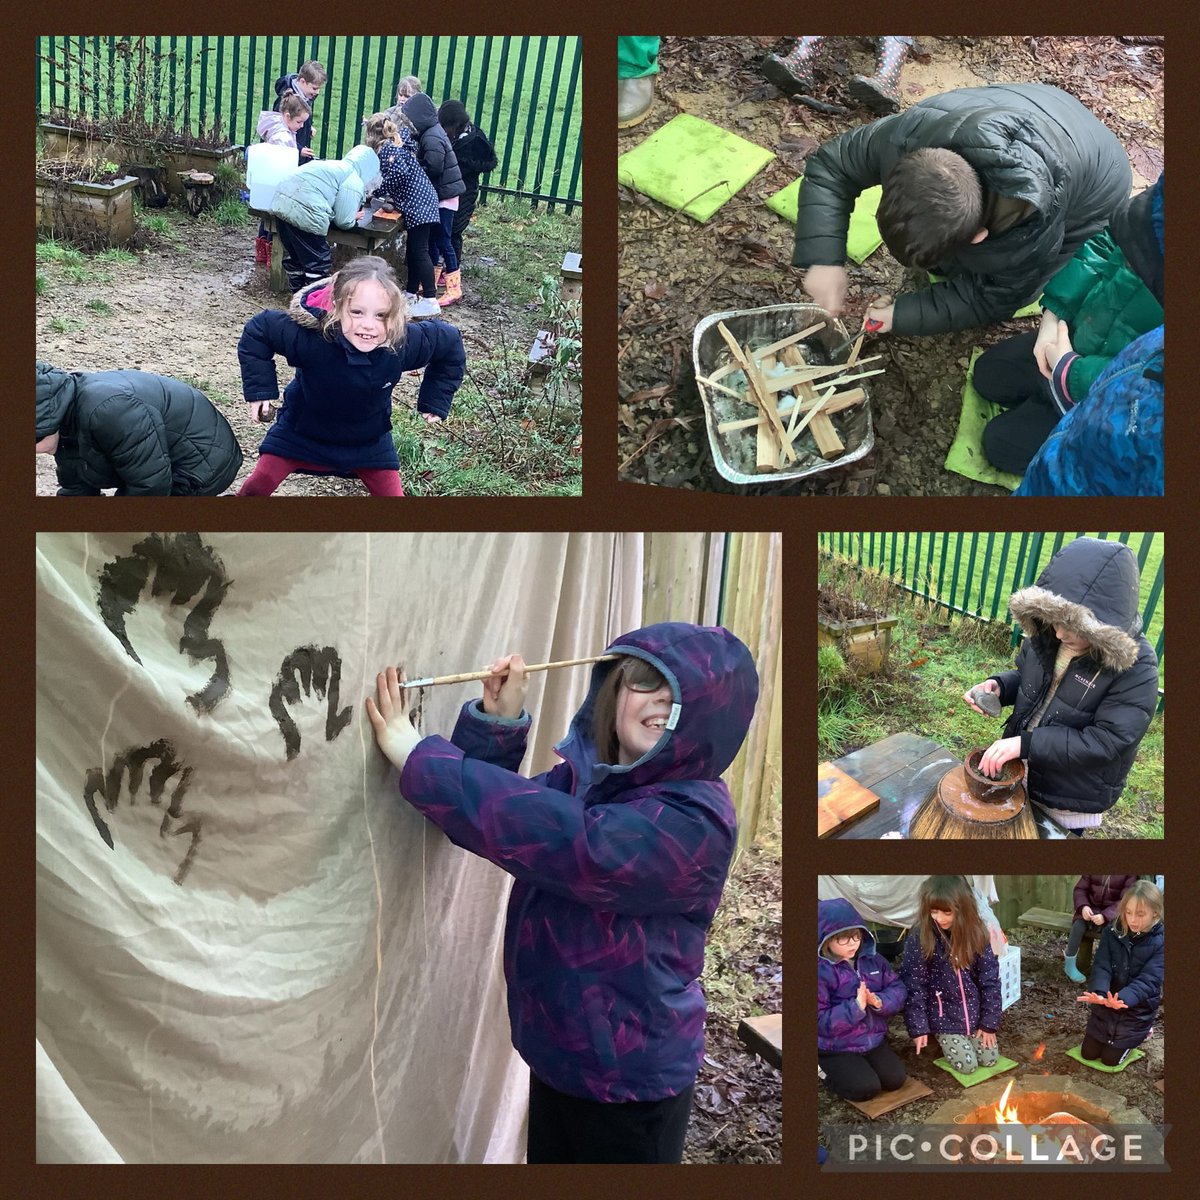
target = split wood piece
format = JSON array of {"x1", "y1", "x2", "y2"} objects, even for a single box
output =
[
  {"x1": 707, "y1": 320, "x2": 827, "y2": 384},
  {"x1": 846, "y1": 326, "x2": 867, "y2": 369},
  {"x1": 756, "y1": 352, "x2": 778, "y2": 473},
  {"x1": 783, "y1": 345, "x2": 842, "y2": 459},
  {"x1": 716, "y1": 388, "x2": 866, "y2": 433},
  {"x1": 786, "y1": 386, "x2": 838, "y2": 449},
  {"x1": 764, "y1": 355, "x2": 883, "y2": 392},
  {"x1": 695, "y1": 374, "x2": 748, "y2": 402},
  {"x1": 716, "y1": 322, "x2": 795, "y2": 464}
]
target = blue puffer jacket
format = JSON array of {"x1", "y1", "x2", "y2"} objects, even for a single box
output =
[
  {"x1": 399, "y1": 623, "x2": 759, "y2": 1103},
  {"x1": 1085, "y1": 920, "x2": 1164, "y2": 1049},
  {"x1": 270, "y1": 145, "x2": 380, "y2": 236},
  {"x1": 237, "y1": 279, "x2": 465, "y2": 473},
  {"x1": 818, "y1": 899, "x2": 906, "y2": 1055},
  {"x1": 900, "y1": 921, "x2": 1002, "y2": 1037}
]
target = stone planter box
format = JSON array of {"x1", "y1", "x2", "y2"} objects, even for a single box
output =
[
  {"x1": 38, "y1": 121, "x2": 243, "y2": 198},
  {"x1": 36, "y1": 172, "x2": 140, "y2": 247},
  {"x1": 817, "y1": 612, "x2": 899, "y2": 673}
]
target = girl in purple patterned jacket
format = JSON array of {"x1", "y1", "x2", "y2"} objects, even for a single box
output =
[{"x1": 365, "y1": 622, "x2": 759, "y2": 1163}]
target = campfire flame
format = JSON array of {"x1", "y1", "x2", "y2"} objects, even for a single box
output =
[
  {"x1": 994, "y1": 1079, "x2": 1020, "y2": 1124},
  {"x1": 1033, "y1": 1043, "x2": 1046, "y2": 1061}
]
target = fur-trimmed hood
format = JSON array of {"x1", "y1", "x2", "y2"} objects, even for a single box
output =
[
  {"x1": 287, "y1": 277, "x2": 336, "y2": 331},
  {"x1": 1009, "y1": 537, "x2": 1143, "y2": 671}
]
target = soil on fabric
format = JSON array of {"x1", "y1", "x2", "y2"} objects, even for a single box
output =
[
  {"x1": 36, "y1": 220, "x2": 523, "y2": 496},
  {"x1": 618, "y1": 36, "x2": 1164, "y2": 495},
  {"x1": 817, "y1": 925, "x2": 1165, "y2": 1155},
  {"x1": 687, "y1": 826, "x2": 782, "y2": 1163}
]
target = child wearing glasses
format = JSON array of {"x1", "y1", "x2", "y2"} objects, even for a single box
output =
[
  {"x1": 818, "y1": 898, "x2": 908, "y2": 1100},
  {"x1": 365, "y1": 622, "x2": 759, "y2": 1163}
]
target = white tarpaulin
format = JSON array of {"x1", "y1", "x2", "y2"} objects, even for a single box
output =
[
  {"x1": 818, "y1": 876, "x2": 1001, "y2": 935},
  {"x1": 36, "y1": 532, "x2": 644, "y2": 1163}
]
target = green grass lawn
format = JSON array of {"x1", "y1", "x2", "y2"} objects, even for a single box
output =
[
  {"x1": 39, "y1": 36, "x2": 581, "y2": 207},
  {"x1": 818, "y1": 555, "x2": 1164, "y2": 839}
]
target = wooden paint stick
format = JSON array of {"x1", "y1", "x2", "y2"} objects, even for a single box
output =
[{"x1": 401, "y1": 654, "x2": 620, "y2": 688}]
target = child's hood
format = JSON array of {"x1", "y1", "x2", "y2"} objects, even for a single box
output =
[
  {"x1": 819, "y1": 898, "x2": 876, "y2": 962},
  {"x1": 273, "y1": 72, "x2": 304, "y2": 102},
  {"x1": 36, "y1": 361, "x2": 78, "y2": 437},
  {"x1": 1008, "y1": 537, "x2": 1143, "y2": 671},
  {"x1": 402, "y1": 93, "x2": 439, "y2": 133},
  {"x1": 284, "y1": 277, "x2": 400, "y2": 358},
  {"x1": 257, "y1": 110, "x2": 292, "y2": 141},
  {"x1": 557, "y1": 622, "x2": 758, "y2": 790},
  {"x1": 1109, "y1": 173, "x2": 1163, "y2": 305},
  {"x1": 343, "y1": 144, "x2": 381, "y2": 185}
]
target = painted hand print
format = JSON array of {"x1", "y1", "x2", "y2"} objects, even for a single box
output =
[
  {"x1": 269, "y1": 645, "x2": 354, "y2": 761},
  {"x1": 83, "y1": 739, "x2": 202, "y2": 885},
  {"x1": 97, "y1": 533, "x2": 233, "y2": 713}
]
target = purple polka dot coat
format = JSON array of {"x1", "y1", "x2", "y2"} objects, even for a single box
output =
[{"x1": 399, "y1": 622, "x2": 759, "y2": 1102}]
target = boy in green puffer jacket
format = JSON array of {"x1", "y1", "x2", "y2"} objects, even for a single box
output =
[{"x1": 976, "y1": 174, "x2": 1163, "y2": 474}]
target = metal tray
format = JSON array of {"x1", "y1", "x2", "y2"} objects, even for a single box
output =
[{"x1": 692, "y1": 303, "x2": 875, "y2": 485}]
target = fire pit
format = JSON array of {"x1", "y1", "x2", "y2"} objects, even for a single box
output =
[{"x1": 919, "y1": 1074, "x2": 1151, "y2": 1164}]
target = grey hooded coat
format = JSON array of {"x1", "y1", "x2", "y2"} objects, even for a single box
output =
[
  {"x1": 988, "y1": 538, "x2": 1158, "y2": 814},
  {"x1": 792, "y1": 83, "x2": 1132, "y2": 335}
]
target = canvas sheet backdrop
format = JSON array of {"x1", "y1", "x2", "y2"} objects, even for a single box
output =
[
  {"x1": 818, "y1": 876, "x2": 1004, "y2": 946},
  {"x1": 36, "y1": 532, "x2": 645, "y2": 1163}
]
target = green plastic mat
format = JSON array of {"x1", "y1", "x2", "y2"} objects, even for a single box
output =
[
  {"x1": 617, "y1": 114, "x2": 775, "y2": 223},
  {"x1": 766, "y1": 178, "x2": 884, "y2": 264},
  {"x1": 944, "y1": 346, "x2": 1023, "y2": 491},
  {"x1": 932, "y1": 1054, "x2": 1019, "y2": 1087},
  {"x1": 1065, "y1": 1044, "x2": 1146, "y2": 1074}
]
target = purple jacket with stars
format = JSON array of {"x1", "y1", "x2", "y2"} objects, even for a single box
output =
[{"x1": 398, "y1": 622, "x2": 759, "y2": 1102}]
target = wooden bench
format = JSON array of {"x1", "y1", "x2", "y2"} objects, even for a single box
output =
[
  {"x1": 737, "y1": 1013, "x2": 782, "y2": 1070},
  {"x1": 1018, "y1": 906, "x2": 1097, "y2": 971},
  {"x1": 250, "y1": 204, "x2": 407, "y2": 294}
]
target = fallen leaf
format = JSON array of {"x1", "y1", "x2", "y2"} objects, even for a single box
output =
[{"x1": 626, "y1": 385, "x2": 672, "y2": 406}]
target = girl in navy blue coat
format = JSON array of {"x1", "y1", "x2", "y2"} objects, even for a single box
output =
[
  {"x1": 901, "y1": 876, "x2": 1003, "y2": 1074},
  {"x1": 237, "y1": 256, "x2": 464, "y2": 495},
  {"x1": 1077, "y1": 879, "x2": 1164, "y2": 1066}
]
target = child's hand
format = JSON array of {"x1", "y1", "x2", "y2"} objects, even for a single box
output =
[
  {"x1": 1044, "y1": 319, "x2": 1075, "y2": 373},
  {"x1": 913, "y1": 1035, "x2": 928, "y2": 1055},
  {"x1": 865, "y1": 299, "x2": 894, "y2": 334},
  {"x1": 856, "y1": 979, "x2": 869, "y2": 1010},
  {"x1": 1080, "y1": 905, "x2": 1094, "y2": 921},
  {"x1": 248, "y1": 400, "x2": 273, "y2": 423},
  {"x1": 1076, "y1": 991, "x2": 1105, "y2": 1005},
  {"x1": 979, "y1": 736, "x2": 1022, "y2": 778},
  {"x1": 420, "y1": 413, "x2": 443, "y2": 424},
  {"x1": 365, "y1": 665, "x2": 424, "y2": 771},
  {"x1": 300, "y1": 147, "x2": 315, "y2": 160},
  {"x1": 1104, "y1": 991, "x2": 1129, "y2": 1009},
  {"x1": 481, "y1": 654, "x2": 528, "y2": 719},
  {"x1": 802, "y1": 265, "x2": 849, "y2": 315},
  {"x1": 1091, "y1": 913, "x2": 1105, "y2": 926},
  {"x1": 865, "y1": 988, "x2": 883, "y2": 1010},
  {"x1": 1033, "y1": 310, "x2": 1060, "y2": 379},
  {"x1": 963, "y1": 679, "x2": 1001, "y2": 714},
  {"x1": 975, "y1": 1029, "x2": 998, "y2": 1050}
]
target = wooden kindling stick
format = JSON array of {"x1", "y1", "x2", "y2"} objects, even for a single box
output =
[
  {"x1": 716, "y1": 322, "x2": 796, "y2": 464},
  {"x1": 706, "y1": 321, "x2": 827, "y2": 383},
  {"x1": 716, "y1": 388, "x2": 866, "y2": 433},
  {"x1": 401, "y1": 654, "x2": 620, "y2": 688}
]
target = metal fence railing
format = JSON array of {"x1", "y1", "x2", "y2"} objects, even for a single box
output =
[
  {"x1": 37, "y1": 35, "x2": 582, "y2": 212},
  {"x1": 819, "y1": 532, "x2": 1164, "y2": 707}
]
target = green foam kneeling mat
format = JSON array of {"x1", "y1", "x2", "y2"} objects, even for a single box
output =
[
  {"x1": 932, "y1": 1054, "x2": 1018, "y2": 1087},
  {"x1": 766, "y1": 178, "x2": 883, "y2": 264},
  {"x1": 944, "y1": 346, "x2": 1023, "y2": 491},
  {"x1": 1065, "y1": 1044, "x2": 1145, "y2": 1073},
  {"x1": 617, "y1": 113, "x2": 775, "y2": 222}
]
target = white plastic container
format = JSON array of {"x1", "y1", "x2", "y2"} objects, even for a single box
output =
[{"x1": 246, "y1": 143, "x2": 299, "y2": 211}]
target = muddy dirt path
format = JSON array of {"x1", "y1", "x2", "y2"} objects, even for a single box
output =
[
  {"x1": 36, "y1": 221, "x2": 502, "y2": 496},
  {"x1": 618, "y1": 36, "x2": 1164, "y2": 495}
]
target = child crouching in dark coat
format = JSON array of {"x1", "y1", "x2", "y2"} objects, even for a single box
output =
[
  {"x1": 901, "y1": 876, "x2": 1002, "y2": 1074},
  {"x1": 1077, "y1": 880, "x2": 1164, "y2": 1067},
  {"x1": 818, "y1": 898, "x2": 907, "y2": 1100}
]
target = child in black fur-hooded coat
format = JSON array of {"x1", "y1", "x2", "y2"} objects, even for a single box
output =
[{"x1": 963, "y1": 537, "x2": 1158, "y2": 834}]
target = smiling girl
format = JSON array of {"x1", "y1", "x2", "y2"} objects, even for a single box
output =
[
  {"x1": 900, "y1": 876, "x2": 1003, "y2": 1075},
  {"x1": 365, "y1": 622, "x2": 759, "y2": 1162},
  {"x1": 1076, "y1": 880, "x2": 1164, "y2": 1066},
  {"x1": 236, "y1": 256, "x2": 464, "y2": 495}
]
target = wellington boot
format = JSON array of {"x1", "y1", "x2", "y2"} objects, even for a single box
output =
[
  {"x1": 849, "y1": 36, "x2": 908, "y2": 115},
  {"x1": 762, "y1": 36, "x2": 826, "y2": 96},
  {"x1": 1064, "y1": 953, "x2": 1086, "y2": 984},
  {"x1": 433, "y1": 263, "x2": 446, "y2": 289},
  {"x1": 438, "y1": 269, "x2": 463, "y2": 307},
  {"x1": 618, "y1": 76, "x2": 655, "y2": 129},
  {"x1": 254, "y1": 235, "x2": 271, "y2": 265}
]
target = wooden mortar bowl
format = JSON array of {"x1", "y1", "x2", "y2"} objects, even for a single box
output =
[{"x1": 963, "y1": 748, "x2": 1024, "y2": 803}]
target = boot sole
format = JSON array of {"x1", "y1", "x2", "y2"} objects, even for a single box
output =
[
  {"x1": 618, "y1": 104, "x2": 654, "y2": 130},
  {"x1": 848, "y1": 77, "x2": 900, "y2": 114},
  {"x1": 761, "y1": 59, "x2": 814, "y2": 97}
]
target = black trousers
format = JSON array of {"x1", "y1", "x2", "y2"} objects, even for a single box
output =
[
  {"x1": 1081, "y1": 1031, "x2": 1135, "y2": 1068},
  {"x1": 526, "y1": 1072, "x2": 694, "y2": 1163},
  {"x1": 819, "y1": 1041, "x2": 907, "y2": 1101},
  {"x1": 405, "y1": 221, "x2": 438, "y2": 298},
  {"x1": 450, "y1": 201, "x2": 476, "y2": 269},
  {"x1": 974, "y1": 331, "x2": 1063, "y2": 474},
  {"x1": 275, "y1": 218, "x2": 331, "y2": 291}
]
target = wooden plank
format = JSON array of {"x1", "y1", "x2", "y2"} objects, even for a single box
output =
[
  {"x1": 737, "y1": 1013, "x2": 782, "y2": 1069},
  {"x1": 846, "y1": 1075, "x2": 933, "y2": 1118},
  {"x1": 818, "y1": 762, "x2": 881, "y2": 837},
  {"x1": 1018, "y1": 907, "x2": 1074, "y2": 932}
]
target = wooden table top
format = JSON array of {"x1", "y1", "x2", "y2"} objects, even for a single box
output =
[{"x1": 828, "y1": 731, "x2": 1069, "y2": 839}]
